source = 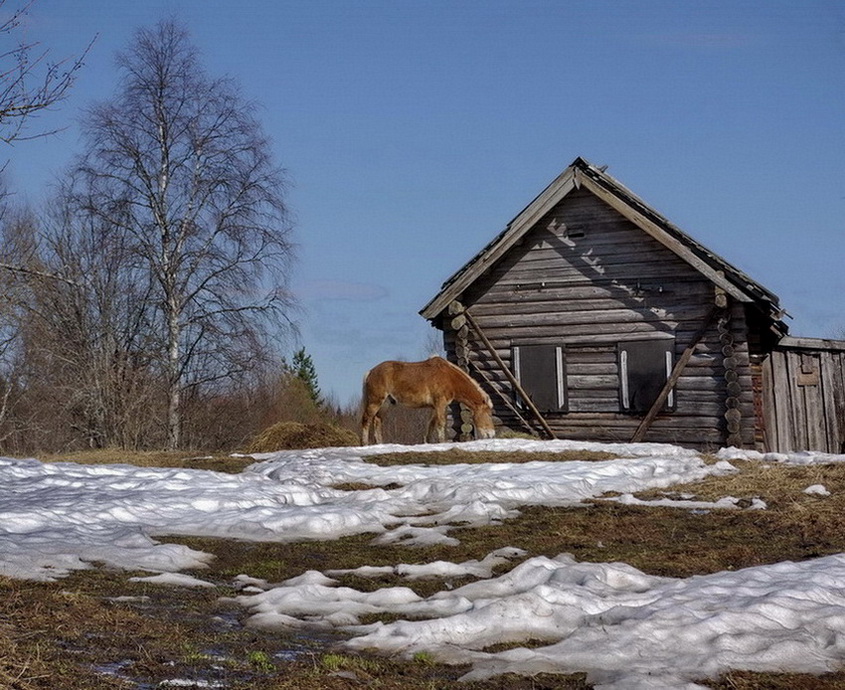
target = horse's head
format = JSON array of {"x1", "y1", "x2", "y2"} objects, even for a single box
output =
[{"x1": 473, "y1": 400, "x2": 496, "y2": 440}]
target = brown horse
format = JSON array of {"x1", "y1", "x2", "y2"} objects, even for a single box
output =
[{"x1": 361, "y1": 356, "x2": 496, "y2": 445}]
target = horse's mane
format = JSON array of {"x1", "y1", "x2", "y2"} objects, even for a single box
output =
[{"x1": 434, "y1": 356, "x2": 491, "y2": 406}]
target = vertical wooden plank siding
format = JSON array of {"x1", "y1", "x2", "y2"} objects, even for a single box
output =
[
  {"x1": 836, "y1": 352, "x2": 845, "y2": 453},
  {"x1": 820, "y1": 353, "x2": 841, "y2": 453},
  {"x1": 760, "y1": 355, "x2": 778, "y2": 451},
  {"x1": 788, "y1": 351, "x2": 809, "y2": 450},
  {"x1": 763, "y1": 346, "x2": 845, "y2": 452},
  {"x1": 770, "y1": 351, "x2": 795, "y2": 451},
  {"x1": 835, "y1": 351, "x2": 845, "y2": 453},
  {"x1": 801, "y1": 353, "x2": 825, "y2": 450}
]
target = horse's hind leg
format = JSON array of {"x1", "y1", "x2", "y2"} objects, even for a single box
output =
[
  {"x1": 361, "y1": 401, "x2": 380, "y2": 445},
  {"x1": 361, "y1": 397, "x2": 388, "y2": 445}
]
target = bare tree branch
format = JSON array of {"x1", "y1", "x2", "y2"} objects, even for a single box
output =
[
  {"x1": 0, "y1": 0, "x2": 96, "y2": 144},
  {"x1": 0, "y1": 260, "x2": 80, "y2": 285}
]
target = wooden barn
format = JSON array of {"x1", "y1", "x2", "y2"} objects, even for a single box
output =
[{"x1": 420, "y1": 157, "x2": 845, "y2": 453}]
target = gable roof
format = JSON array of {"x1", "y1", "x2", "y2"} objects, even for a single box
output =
[{"x1": 420, "y1": 156, "x2": 788, "y2": 333}]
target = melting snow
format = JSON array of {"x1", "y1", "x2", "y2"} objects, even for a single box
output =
[{"x1": 2, "y1": 438, "x2": 844, "y2": 688}]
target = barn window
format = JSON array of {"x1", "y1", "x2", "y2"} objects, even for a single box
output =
[
  {"x1": 512, "y1": 344, "x2": 567, "y2": 413},
  {"x1": 618, "y1": 339, "x2": 675, "y2": 414}
]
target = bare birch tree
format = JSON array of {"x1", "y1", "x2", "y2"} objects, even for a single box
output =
[{"x1": 67, "y1": 20, "x2": 295, "y2": 449}]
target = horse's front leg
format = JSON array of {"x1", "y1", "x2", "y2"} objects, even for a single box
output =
[
  {"x1": 427, "y1": 404, "x2": 447, "y2": 443},
  {"x1": 373, "y1": 409, "x2": 384, "y2": 445},
  {"x1": 360, "y1": 416, "x2": 371, "y2": 446}
]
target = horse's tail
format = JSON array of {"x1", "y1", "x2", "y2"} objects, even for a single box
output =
[
  {"x1": 362, "y1": 364, "x2": 395, "y2": 406},
  {"x1": 361, "y1": 368, "x2": 372, "y2": 411}
]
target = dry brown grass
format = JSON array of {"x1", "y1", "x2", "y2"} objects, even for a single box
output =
[
  {"x1": 638, "y1": 457, "x2": 845, "y2": 508},
  {"x1": 246, "y1": 420, "x2": 359, "y2": 452},
  {"x1": 6, "y1": 446, "x2": 845, "y2": 688},
  {"x1": 369, "y1": 448, "x2": 617, "y2": 465},
  {"x1": 38, "y1": 448, "x2": 256, "y2": 473},
  {"x1": 0, "y1": 567, "x2": 589, "y2": 690}
]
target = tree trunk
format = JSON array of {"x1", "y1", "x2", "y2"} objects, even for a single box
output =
[{"x1": 166, "y1": 290, "x2": 181, "y2": 450}]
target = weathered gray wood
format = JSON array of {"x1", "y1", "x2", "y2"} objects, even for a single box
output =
[
  {"x1": 778, "y1": 336, "x2": 845, "y2": 352},
  {"x1": 476, "y1": 324, "x2": 683, "y2": 343},
  {"x1": 489, "y1": 258, "x2": 708, "y2": 284},
  {"x1": 463, "y1": 309, "x2": 557, "y2": 440},
  {"x1": 467, "y1": 306, "x2": 707, "y2": 327},
  {"x1": 574, "y1": 173, "x2": 754, "y2": 304},
  {"x1": 450, "y1": 314, "x2": 467, "y2": 330},
  {"x1": 426, "y1": 166, "x2": 787, "y2": 450},
  {"x1": 760, "y1": 355, "x2": 776, "y2": 451},
  {"x1": 762, "y1": 346, "x2": 845, "y2": 453},
  {"x1": 769, "y1": 351, "x2": 792, "y2": 451},
  {"x1": 787, "y1": 352, "x2": 809, "y2": 451},
  {"x1": 568, "y1": 374, "x2": 620, "y2": 388},
  {"x1": 834, "y1": 353, "x2": 845, "y2": 452},
  {"x1": 820, "y1": 353, "x2": 840, "y2": 453},
  {"x1": 469, "y1": 300, "x2": 712, "y2": 322},
  {"x1": 800, "y1": 354, "x2": 826, "y2": 450},
  {"x1": 495, "y1": 243, "x2": 713, "y2": 268},
  {"x1": 631, "y1": 306, "x2": 723, "y2": 443},
  {"x1": 482, "y1": 279, "x2": 712, "y2": 301},
  {"x1": 468, "y1": 359, "x2": 539, "y2": 437}
]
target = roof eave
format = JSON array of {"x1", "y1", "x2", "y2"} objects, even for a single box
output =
[
  {"x1": 421, "y1": 158, "x2": 786, "y2": 331},
  {"x1": 420, "y1": 165, "x2": 579, "y2": 319}
]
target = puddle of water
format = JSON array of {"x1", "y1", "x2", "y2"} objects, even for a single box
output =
[
  {"x1": 92, "y1": 659, "x2": 157, "y2": 689},
  {"x1": 88, "y1": 576, "x2": 350, "y2": 688}
]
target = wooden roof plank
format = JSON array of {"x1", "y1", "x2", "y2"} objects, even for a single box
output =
[
  {"x1": 777, "y1": 336, "x2": 845, "y2": 352},
  {"x1": 420, "y1": 157, "x2": 785, "y2": 328},
  {"x1": 574, "y1": 174, "x2": 753, "y2": 303},
  {"x1": 420, "y1": 169, "x2": 577, "y2": 319}
]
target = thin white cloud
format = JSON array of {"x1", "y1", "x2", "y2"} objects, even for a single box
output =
[
  {"x1": 635, "y1": 32, "x2": 761, "y2": 49},
  {"x1": 299, "y1": 280, "x2": 389, "y2": 302}
]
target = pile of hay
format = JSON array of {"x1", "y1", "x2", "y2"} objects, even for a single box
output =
[{"x1": 247, "y1": 421, "x2": 359, "y2": 452}]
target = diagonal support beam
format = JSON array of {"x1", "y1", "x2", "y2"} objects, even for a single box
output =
[
  {"x1": 463, "y1": 309, "x2": 557, "y2": 440},
  {"x1": 631, "y1": 305, "x2": 725, "y2": 443}
]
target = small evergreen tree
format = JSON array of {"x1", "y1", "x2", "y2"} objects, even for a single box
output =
[{"x1": 285, "y1": 347, "x2": 323, "y2": 408}]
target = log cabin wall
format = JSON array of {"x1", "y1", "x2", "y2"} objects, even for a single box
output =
[{"x1": 445, "y1": 187, "x2": 757, "y2": 449}]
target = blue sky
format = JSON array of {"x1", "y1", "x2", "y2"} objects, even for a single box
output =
[{"x1": 5, "y1": 0, "x2": 845, "y2": 405}]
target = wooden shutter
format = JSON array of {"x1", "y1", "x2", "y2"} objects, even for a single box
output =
[
  {"x1": 513, "y1": 345, "x2": 567, "y2": 413},
  {"x1": 618, "y1": 340, "x2": 675, "y2": 414}
]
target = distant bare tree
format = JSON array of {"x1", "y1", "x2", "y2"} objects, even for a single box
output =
[
  {"x1": 66, "y1": 20, "x2": 295, "y2": 449},
  {"x1": 0, "y1": 0, "x2": 93, "y2": 145},
  {"x1": 0, "y1": 207, "x2": 35, "y2": 449},
  {"x1": 22, "y1": 195, "x2": 164, "y2": 449}
]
